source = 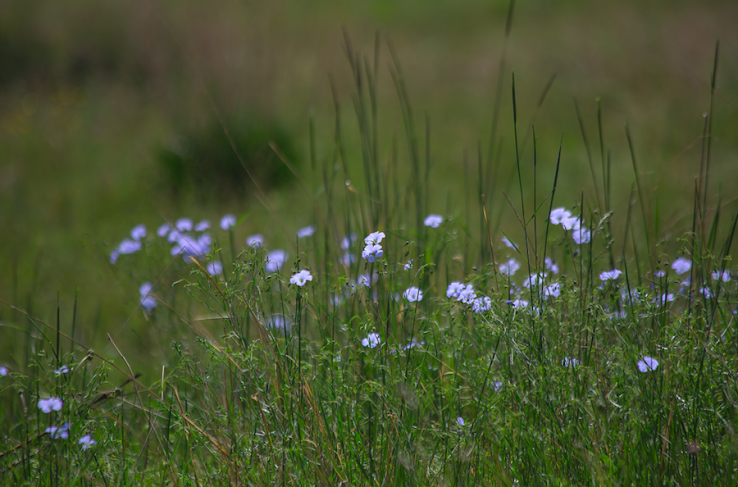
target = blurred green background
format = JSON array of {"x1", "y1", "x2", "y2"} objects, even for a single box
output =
[{"x1": 1, "y1": 0, "x2": 737, "y2": 353}]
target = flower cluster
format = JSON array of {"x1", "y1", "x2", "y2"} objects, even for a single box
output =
[
  {"x1": 424, "y1": 214, "x2": 444, "y2": 228},
  {"x1": 362, "y1": 231, "x2": 385, "y2": 263},
  {"x1": 447, "y1": 282, "x2": 491, "y2": 314},
  {"x1": 550, "y1": 207, "x2": 591, "y2": 244},
  {"x1": 139, "y1": 282, "x2": 157, "y2": 311},
  {"x1": 361, "y1": 332, "x2": 381, "y2": 348}
]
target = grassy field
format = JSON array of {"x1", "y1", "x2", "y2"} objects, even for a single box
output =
[{"x1": 1, "y1": 0, "x2": 738, "y2": 484}]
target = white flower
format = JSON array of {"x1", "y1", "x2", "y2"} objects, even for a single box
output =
[
  {"x1": 246, "y1": 234, "x2": 264, "y2": 247},
  {"x1": 361, "y1": 332, "x2": 381, "y2": 348},
  {"x1": 404, "y1": 260, "x2": 413, "y2": 271},
  {"x1": 195, "y1": 220, "x2": 210, "y2": 232},
  {"x1": 364, "y1": 231, "x2": 385, "y2": 246},
  {"x1": 572, "y1": 227, "x2": 591, "y2": 244},
  {"x1": 290, "y1": 270, "x2": 313, "y2": 287},
  {"x1": 472, "y1": 296, "x2": 491, "y2": 314},
  {"x1": 549, "y1": 207, "x2": 571, "y2": 225},
  {"x1": 297, "y1": 225, "x2": 316, "y2": 238},
  {"x1": 544, "y1": 282, "x2": 561, "y2": 298},
  {"x1": 502, "y1": 236, "x2": 518, "y2": 250},
  {"x1": 599, "y1": 269, "x2": 622, "y2": 281},
  {"x1": 424, "y1": 214, "x2": 443, "y2": 228},
  {"x1": 544, "y1": 257, "x2": 559, "y2": 275},
  {"x1": 499, "y1": 258, "x2": 521, "y2": 277},
  {"x1": 206, "y1": 261, "x2": 223, "y2": 276},
  {"x1": 130, "y1": 224, "x2": 146, "y2": 241},
  {"x1": 447, "y1": 282, "x2": 465, "y2": 298},
  {"x1": 54, "y1": 365, "x2": 69, "y2": 375},
  {"x1": 139, "y1": 282, "x2": 157, "y2": 311},
  {"x1": 78, "y1": 435, "x2": 97, "y2": 450},
  {"x1": 637, "y1": 356, "x2": 659, "y2": 372},
  {"x1": 671, "y1": 257, "x2": 691, "y2": 275},
  {"x1": 38, "y1": 397, "x2": 63, "y2": 413},
  {"x1": 265, "y1": 250, "x2": 287, "y2": 273},
  {"x1": 220, "y1": 214, "x2": 237, "y2": 230},
  {"x1": 176, "y1": 218, "x2": 193, "y2": 232},
  {"x1": 362, "y1": 243, "x2": 383, "y2": 262},
  {"x1": 711, "y1": 270, "x2": 731, "y2": 282},
  {"x1": 403, "y1": 286, "x2": 423, "y2": 302}
]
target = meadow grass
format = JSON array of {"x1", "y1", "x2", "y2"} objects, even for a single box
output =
[{"x1": 2, "y1": 18, "x2": 738, "y2": 486}]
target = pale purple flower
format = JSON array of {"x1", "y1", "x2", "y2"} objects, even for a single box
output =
[
  {"x1": 176, "y1": 218, "x2": 193, "y2": 232},
  {"x1": 424, "y1": 214, "x2": 443, "y2": 228},
  {"x1": 403, "y1": 286, "x2": 423, "y2": 302},
  {"x1": 139, "y1": 282, "x2": 157, "y2": 311},
  {"x1": 671, "y1": 257, "x2": 691, "y2": 275},
  {"x1": 403, "y1": 338, "x2": 424, "y2": 350},
  {"x1": 447, "y1": 282, "x2": 465, "y2": 299},
  {"x1": 364, "y1": 231, "x2": 386, "y2": 246},
  {"x1": 493, "y1": 381, "x2": 503, "y2": 392},
  {"x1": 499, "y1": 258, "x2": 521, "y2": 277},
  {"x1": 572, "y1": 227, "x2": 591, "y2": 244},
  {"x1": 711, "y1": 270, "x2": 731, "y2": 283},
  {"x1": 266, "y1": 314, "x2": 290, "y2": 333},
  {"x1": 458, "y1": 284, "x2": 477, "y2": 305},
  {"x1": 654, "y1": 293, "x2": 675, "y2": 305},
  {"x1": 699, "y1": 287, "x2": 712, "y2": 298},
  {"x1": 117, "y1": 239, "x2": 142, "y2": 255},
  {"x1": 523, "y1": 273, "x2": 547, "y2": 288},
  {"x1": 38, "y1": 397, "x2": 63, "y2": 413},
  {"x1": 621, "y1": 288, "x2": 641, "y2": 304},
  {"x1": 561, "y1": 216, "x2": 581, "y2": 231},
  {"x1": 46, "y1": 423, "x2": 69, "y2": 440},
  {"x1": 167, "y1": 229, "x2": 181, "y2": 243},
  {"x1": 297, "y1": 225, "x2": 316, "y2": 238},
  {"x1": 637, "y1": 356, "x2": 659, "y2": 372},
  {"x1": 599, "y1": 269, "x2": 622, "y2": 281},
  {"x1": 544, "y1": 257, "x2": 559, "y2": 275},
  {"x1": 472, "y1": 296, "x2": 492, "y2": 314},
  {"x1": 130, "y1": 224, "x2": 146, "y2": 241},
  {"x1": 341, "y1": 253, "x2": 356, "y2": 266},
  {"x1": 502, "y1": 236, "x2": 518, "y2": 250},
  {"x1": 109, "y1": 250, "x2": 120, "y2": 264},
  {"x1": 78, "y1": 435, "x2": 97, "y2": 450},
  {"x1": 290, "y1": 270, "x2": 313, "y2": 286},
  {"x1": 544, "y1": 282, "x2": 561, "y2": 298},
  {"x1": 654, "y1": 270, "x2": 665, "y2": 278},
  {"x1": 456, "y1": 417, "x2": 465, "y2": 427},
  {"x1": 341, "y1": 233, "x2": 358, "y2": 250},
  {"x1": 157, "y1": 223, "x2": 172, "y2": 237},
  {"x1": 246, "y1": 234, "x2": 264, "y2": 247},
  {"x1": 171, "y1": 234, "x2": 206, "y2": 259},
  {"x1": 357, "y1": 273, "x2": 377, "y2": 288},
  {"x1": 562, "y1": 357, "x2": 579, "y2": 367},
  {"x1": 195, "y1": 220, "x2": 210, "y2": 232},
  {"x1": 265, "y1": 250, "x2": 287, "y2": 273},
  {"x1": 54, "y1": 365, "x2": 69, "y2": 376},
  {"x1": 362, "y1": 243, "x2": 383, "y2": 262},
  {"x1": 206, "y1": 261, "x2": 223, "y2": 276},
  {"x1": 549, "y1": 207, "x2": 572, "y2": 225},
  {"x1": 510, "y1": 299, "x2": 528, "y2": 309},
  {"x1": 219, "y1": 214, "x2": 237, "y2": 230},
  {"x1": 361, "y1": 332, "x2": 381, "y2": 348},
  {"x1": 404, "y1": 260, "x2": 413, "y2": 271},
  {"x1": 0, "y1": 366, "x2": 7, "y2": 376}
]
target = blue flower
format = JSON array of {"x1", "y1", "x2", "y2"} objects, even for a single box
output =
[
  {"x1": 671, "y1": 257, "x2": 691, "y2": 275},
  {"x1": 572, "y1": 227, "x2": 591, "y2": 244},
  {"x1": 654, "y1": 270, "x2": 665, "y2": 278},
  {"x1": 265, "y1": 250, "x2": 287, "y2": 273},
  {"x1": 206, "y1": 261, "x2": 223, "y2": 276},
  {"x1": 458, "y1": 284, "x2": 476, "y2": 305},
  {"x1": 424, "y1": 214, "x2": 443, "y2": 228},
  {"x1": 403, "y1": 338, "x2": 424, "y2": 350},
  {"x1": 502, "y1": 236, "x2": 518, "y2": 250},
  {"x1": 297, "y1": 225, "x2": 316, "y2": 238},
  {"x1": 403, "y1": 286, "x2": 423, "y2": 302},
  {"x1": 472, "y1": 296, "x2": 491, "y2": 314},
  {"x1": 0, "y1": 366, "x2": 7, "y2": 376},
  {"x1": 523, "y1": 273, "x2": 547, "y2": 288},
  {"x1": 290, "y1": 270, "x2": 313, "y2": 286},
  {"x1": 599, "y1": 269, "x2": 622, "y2": 281},
  {"x1": 176, "y1": 218, "x2": 193, "y2": 232},
  {"x1": 46, "y1": 423, "x2": 69, "y2": 440},
  {"x1": 561, "y1": 216, "x2": 581, "y2": 231},
  {"x1": 195, "y1": 220, "x2": 210, "y2": 232},
  {"x1": 54, "y1": 365, "x2": 69, "y2": 376},
  {"x1": 341, "y1": 253, "x2": 356, "y2": 266},
  {"x1": 549, "y1": 207, "x2": 571, "y2": 225},
  {"x1": 544, "y1": 282, "x2": 561, "y2": 298},
  {"x1": 653, "y1": 293, "x2": 675, "y2": 305},
  {"x1": 637, "y1": 356, "x2": 659, "y2": 372},
  {"x1": 456, "y1": 417, "x2": 465, "y2": 427},
  {"x1": 341, "y1": 233, "x2": 358, "y2": 250},
  {"x1": 38, "y1": 397, "x2": 63, "y2": 413},
  {"x1": 499, "y1": 258, "x2": 521, "y2": 277},
  {"x1": 139, "y1": 282, "x2": 157, "y2": 311},
  {"x1": 362, "y1": 243, "x2": 383, "y2": 262},
  {"x1": 446, "y1": 281, "x2": 465, "y2": 298},
  {"x1": 130, "y1": 224, "x2": 146, "y2": 241},
  {"x1": 711, "y1": 270, "x2": 731, "y2": 282},
  {"x1": 78, "y1": 435, "x2": 97, "y2": 450},
  {"x1": 510, "y1": 299, "x2": 528, "y2": 309},
  {"x1": 361, "y1": 332, "x2": 381, "y2": 348},
  {"x1": 364, "y1": 231, "x2": 385, "y2": 246},
  {"x1": 220, "y1": 214, "x2": 237, "y2": 230},
  {"x1": 246, "y1": 234, "x2": 264, "y2": 247},
  {"x1": 562, "y1": 357, "x2": 579, "y2": 368},
  {"x1": 544, "y1": 257, "x2": 559, "y2": 274},
  {"x1": 404, "y1": 259, "x2": 413, "y2": 271},
  {"x1": 157, "y1": 223, "x2": 173, "y2": 237},
  {"x1": 266, "y1": 314, "x2": 290, "y2": 334}
]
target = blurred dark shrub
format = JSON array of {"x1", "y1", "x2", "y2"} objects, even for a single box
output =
[{"x1": 156, "y1": 114, "x2": 297, "y2": 199}]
